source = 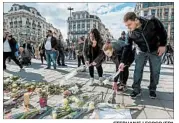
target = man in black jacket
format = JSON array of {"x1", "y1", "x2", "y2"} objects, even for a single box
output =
[
  {"x1": 3, "y1": 33, "x2": 23, "y2": 70},
  {"x1": 119, "y1": 12, "x2": 167, "y2": 99},
  {"x1": 57, "y1": 35, "x2": 66, "y2": 66},
  {"x1": 42, "y1": 30, "x2": 58, "y2": 69}
]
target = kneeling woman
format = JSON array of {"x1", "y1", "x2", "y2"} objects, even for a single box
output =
[{"x1": 92, "y1": 40, "x2": 135, "y2": 92}]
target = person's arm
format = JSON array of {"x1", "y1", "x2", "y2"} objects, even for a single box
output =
[
  {"x1": 120, "y1": 32, "x2": 133, "y2": 64},
  {"x1": 153, "y1": 18, "x2": 167, "y2": 46},
  {"x1": 93, "y1": 51, "x2": 105, "y2": 65}
]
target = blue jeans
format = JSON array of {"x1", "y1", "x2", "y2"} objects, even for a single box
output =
[
  {"x1": 45, "y1": 50, "x2": 57, "y2": 68},
  {"x1": 133, "y1": 49, "x2": 162, "y2": 93}
]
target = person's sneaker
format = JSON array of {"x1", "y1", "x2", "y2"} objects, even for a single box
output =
[
  {"x1": 58, "y1": 63, "x2": 61, "y2": 66},
  {"x1": 118, "y1": 85, "x2": 127, "y2": 92},
  {"x1": 98, "y1": 77, "x2": 103, "y2": 86},
  {"x1": 62, "y1": 64, "x2": 67, "y2": 66},
  {"x1": 89, "y1": 78, "x2": 94, "y2": 86},
  {"x1": 149, "y1": 91, "x2": 157, "y2": 99},
  {"x1": 45, "y1": 67, "x2": 50, "y2": 69},
  {"x1": 130, "y1": 91, "x2": 141, "y2": 99}
]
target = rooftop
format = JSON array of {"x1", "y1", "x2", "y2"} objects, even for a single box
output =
[{"x1": 10, "y1": 4, "x2": 42, "y2": 17}]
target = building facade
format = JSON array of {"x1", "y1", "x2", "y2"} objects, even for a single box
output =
[
  {"x1": 134, "y1": 2, "x2": 174, "y2": 46},
  {"x1": 67, "y1": 11, "x2": 113, "y2": 44},
  {"x1": 3, "y1": 4, "x2": 62, "y2": 46}
]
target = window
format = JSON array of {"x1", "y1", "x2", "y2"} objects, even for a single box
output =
[
  {"x1": 151, "y1": 9, "x2": 156, "y2": 16},
  {"x1": 82, "y1": 23, "x2": 85, "y2": 28},
  {"x1": 164, "y1": 8, "x2": 169, "y2": 19},
  {"x1": 77, "y1": 23, "x2": 80, "y2": 28},
  {"x1": 143, "y1": 3, "x2": 149, "y2": 8},
  {"x1": 82, "y1": 14, "x2": 85, "y2": 18},
  {"x1": 87, "y1": 24, "x2": 90, "y2": 28},
  {"x1": 149, "y1": 2, "x2": 159, "y2": 7},
  {"x1": 73, "y1": 24, "x2": 76, "y2": 29},
  {"x1": 15, "y1": 7, "x2": 17, "y2": 11},
  {"x1": 144, "y1": 10, "x2": 149, "y2": 16},
  {"x1": 93, "y1": 24, "x2": 96, "y2": 28},
  {"x1": 78, "y1": 14, "x2": 80, "y2": 19}
]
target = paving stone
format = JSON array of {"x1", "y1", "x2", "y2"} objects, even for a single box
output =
[
  {"x1": 157, "y1": 92, "x2": 174, "y2": 101},
  {"x1": 131, "y1": 110, "x2": 147, "y2": 119},
  {"x1": 141, "y1": 98, "x2": 164, "y2": 110},
  {"x1": 159, "y1": 100, "x2": 174, "y2": 111},
  {"x1": 93, "y1": 86, "x2": 108, "y2": 93},
  {"x1": 167, "y1": 111, "x2": 174, "y2": 119},
  {"x1": 144, "y1": 108, "x2": 171, "y2": 119}
]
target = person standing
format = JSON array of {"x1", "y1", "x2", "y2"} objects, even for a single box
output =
[
  {"x1": 119, "y1": 12, "x2": 167, "y2": 99},
  {"x1": 118, "y1": 31, "x2": 126, "y2": 41},
  {"x1": 76, "y1": 36, "x2": 86, "y2": 68},
  {"x1": 3, "y1": 33, "x2": 23, "y2": 70},
  {"x1": 57, "y1": 35, "x2": 67, "y2": 66},
  {"x1": 83, "y1": 28, "x2": 104, "y2": 86},
  {"x1": 42, "y1": 30, "x2": 58, "y2": 69},
  {"x1": 39, "y1": 43, "x2": 46, "y2": 64}
]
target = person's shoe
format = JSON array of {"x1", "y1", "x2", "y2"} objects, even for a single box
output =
[
  {"x1": 62, "y1": 64, "x2": 67, "y2": 66},
  {"x1": 130, "y1": 91, "x2": 141, "y2": 99},
  {"x1": 58, "y1": 63, "x2": 61, "y2": 66},
  {"x1": 45, "y1": 67, "x2": 50, "y2": 69},
  {"x1": 98, "y1": 77, "x2": 104, "y2": 86},
  {"x1": 54, "y1": 66, "x2": 56, "y2": 70},
  {"x1": 89, "y1": 78, "x2": 94, "y2": 86},
  {"x1": 118, "y1": 85, "x2": 127, "y2": 92},
  {"x1": 149, "y1": 91, "x2": 157, "y2": 99}
]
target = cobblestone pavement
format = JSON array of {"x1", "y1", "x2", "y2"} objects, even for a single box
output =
[{"x1": 3, "y1": 59, "x2": 174, "y2": 119}]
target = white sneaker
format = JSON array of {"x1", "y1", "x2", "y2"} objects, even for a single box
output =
[
  {"x1": 98, "y1": 77, "x2": 103, "y2": 86},
  {"x1": 89, "y1": 78, "x2": 94, "y2": 86}
]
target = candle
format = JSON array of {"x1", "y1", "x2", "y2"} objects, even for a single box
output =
[{"x1": 24, "y1": 93, "x2": 30, "y2": 111}]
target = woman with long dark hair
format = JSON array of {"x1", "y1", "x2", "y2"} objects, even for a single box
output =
[{"x1": 83, "y1": 28, "x2": 105, "y2": 86}]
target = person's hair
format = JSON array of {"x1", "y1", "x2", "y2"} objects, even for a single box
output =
[
  {"x1": 90, "y1": 28, "x2": 102, "y2": 43},
  {"x1": 102, "y1": 42, "x2": 113, "y2": 51},
  {"x1": 48, "y1": 30, "x2": 52, "y2": 33},
  {"x1": 124, "y1": 12, "x2": 137, "y2": 22},
  {"x1": 79, "y1": 36, "x2": 85, "y2": 41},
  {"x1": 121, "y1": 31, "x2": 126, "y2": 35},
  {"x1": 8, "y1": 34, "x2": 12, "y2": 38}
]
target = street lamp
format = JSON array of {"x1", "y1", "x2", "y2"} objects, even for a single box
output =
[{"x1": 67, "y1": 7, "x2": 74, "y2": 46}]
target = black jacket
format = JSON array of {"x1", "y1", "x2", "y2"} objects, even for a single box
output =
[
  {"x1": 23, "y1": 43, "x2": 32, "y2": 51},
  {"x1": 42, "y1": 36, "x2": 58, "y2": 50},
  {"x1": 83, "y1": 39, "x2": 104, "y2": 65},
  {"x1": 121, "y1": 16, "x2": 167, "y2": 63},
  {"x1": 57, "y1": 39, "x2": 64, "y2": 51},
  {"x1": 94, "y1": 41, "x2": 135, "y2": 67},
  {"x1": 3, "y1": 37, "x2": 17, "y2": 53}
]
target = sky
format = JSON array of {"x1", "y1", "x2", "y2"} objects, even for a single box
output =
[{"x1": 3, "y1": 2, "x2": 136, "y2": 40}]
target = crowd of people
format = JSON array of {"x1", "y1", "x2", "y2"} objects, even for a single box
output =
[{"x1": 3, "y1": 12, "x2": 174, "y2": 99}]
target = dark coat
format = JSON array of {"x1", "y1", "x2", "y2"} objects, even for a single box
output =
[
  {"x1": 42, "y1": 36, "x2": 58, "y2": 50},
  {"x1": 3, "y1": 37, "x2": 17, "y2": 53},
  {"x1": 121, "y1": 15, "x2": 167, "y2": 64}
]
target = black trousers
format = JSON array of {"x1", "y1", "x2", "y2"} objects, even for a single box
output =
[
  {"x1": 40, "y1": 53, "x2": 46, "y2": 64},
  {"x1": 77, "y1": 55, "x2": 85, "y2": 67},
  {"x1": 89, "y1": 64, "x2": 103, "y2": 78},
  {"x1": 57, "y1": 50, "x2": 65, "y2": 65},
  {"x1": 114, "y1": 64, "x2": 129, "y2": 85},
  {"x1": 3, "y1": 52, "x2": 22, "y2": 69}
]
